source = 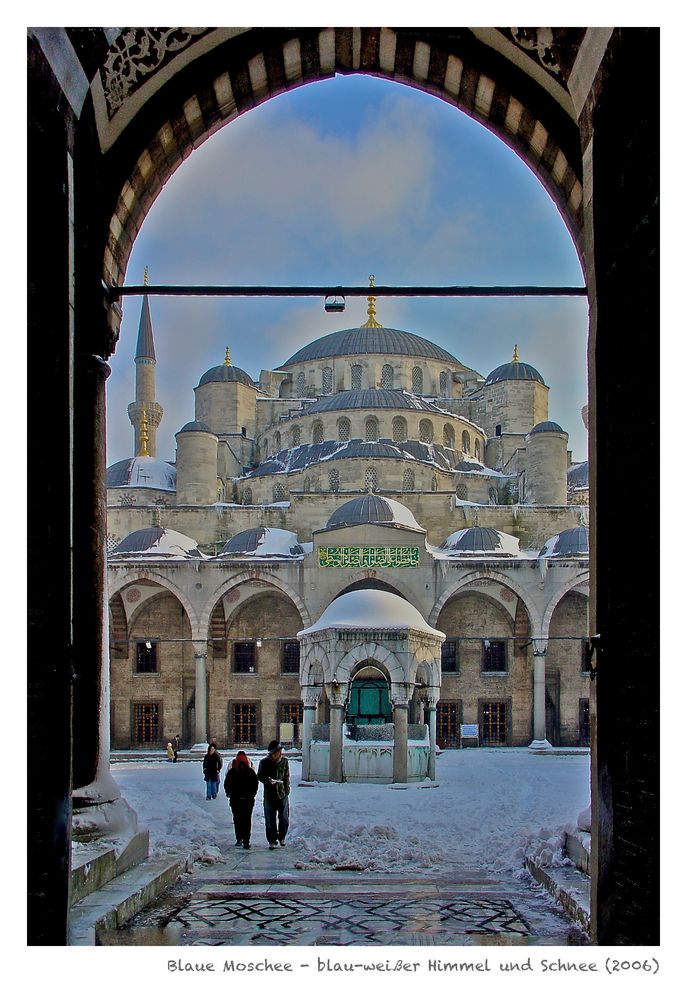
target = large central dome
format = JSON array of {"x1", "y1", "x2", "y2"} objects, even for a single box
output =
[{"x1": 282, "y1": 327, "x2": 461, "y2": 366}]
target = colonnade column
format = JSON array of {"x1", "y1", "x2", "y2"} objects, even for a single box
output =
[
  {"x1": 426, "y1": 689, "x2": 439, "y2": 780},
  {"x1": 328, "y1": 703, "x2": 346, "y2": 783},
  {"x1": 529, "y1": 639, "x2": 552, "y2": 750},
  {"x1": 193, "y1": 640, "x2": 208, "y2": 746},
  {"x1": 301, "y1": 685, "x2": 320, "y2": 782},
  {"x1": 392, "y1": 701, "x2": 409, "y2": 783}
]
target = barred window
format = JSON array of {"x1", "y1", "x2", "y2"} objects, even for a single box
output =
[
  {"x1": 291, "y1": 425, "x2": 301, "y2": 447},
  {"x1": 329, "y1": 469, "x2": 340, "y2": 492},
  {"x1": 135, "y1": 641, "x2": 158, "y2": 674},
  {"x1": 402, "y1": 468, "x2": 415, "y2": 491},
  {"x1": 133, "y1": 703, "x2": 159, "y2": 744},
  {"x1": 365, "y1": 416, "x2": 379, "y2": 442},
  {"x1": 281, "y1": 641, "x2": 300, "y2": 674},
  {"x1": 274, "y1": 431, "x2": 281, "y2": 452},
  {"x1": 392, "y1": 416, "x2": 407, "y2": 442},
  {"x1": 462, "y1": 430, "x2": 470, "y2": 453},
  {"x1": 439, "y1": 371, "x2": 448, "y2": 396},
  {"x1": 489, "y1": 487, "x2": 498, "y2": 504},
  {"x1": 431, "y1": 476, "x2": 438, "y2": 492},
  {"x1": 303, "y1": 476, "x2": 311, "y2": 492},
  {"x1": 280, "y1": 702, "x2": 303, "y2": 742},
  {"x1": 579, "y1": 699, "x2": 590, "y2": 746},
  {"x1": 296, "y1": 372, "x2": 306, "y2": 396},
  {"x1": 443, "y1": 423, "x2": 455, "y2": 448},
  {"x1": 456, "y1": 483, "x2": 468, "y2": 501},
  {"x1": 351, "y1": 364, "x2": 363, "y2": 390},
  {"x1": 482, "y1": 640, "x2": 507, "y2": 672},
  {"x1": 338, "y1": 417, "x2": 351, "y2": 441},
  {"x1": 481, "y1": 702, "x2": 508, "y2": 745},
  {"x1": 233, "y1": 703, "x2": 257, "y2": 743},
  {"x1": 474, "y1": 439, "x2": 481, "y2": 461},
  {"x1": 437, "y1": 702, "x2": 460, "y2": 747},
  {"x1": 119, "y1": 493, "x2": 135, "y2": 507},
  {"x1": 412, "y1": 366, "x2": 423, "y2": 394},
  {"x1": 381, "y1": 364, "x2": 393, "y2": 389},
  {"x1": 273, "y1": 482, "x2": 287, "y2": 502},
  {"x1": 365, "y1": 467, "x2": 378, "y2": 491},
  {"x1": 322, "y1": 367, "x2": 333, "y2": 394},
  {"x1": 312, "y1": 421, "x2": 324, "y2": 444},
  {"x1": 233, "y1": 642, "x2": 257, "y2": 673},
  {"x1": 419, "y1": 419, "x2": 433, "y2": 443},
  {"x1": 241, "y1": 487, "x2": 253, "y2": 504},
  {"x1": 441, "y1": 640, "x2": 458, "y2": 673}
]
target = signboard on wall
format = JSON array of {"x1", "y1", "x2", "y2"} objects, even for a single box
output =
[{"x1": 318, "y1": 545, "x2": 420, "y2": 569}]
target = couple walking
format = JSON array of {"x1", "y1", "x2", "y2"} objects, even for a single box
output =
[{"x1": 209, "y1": 739, "x2": 290, "y2": 849}]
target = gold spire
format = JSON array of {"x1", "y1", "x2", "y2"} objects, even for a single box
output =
[
  {"x1": 143, "y1": 266, "x2": 149, "y2": 286},
  {"x1": 140, "y1": 407, "x2": 149, "y2": 457},
  {"x1": 361, "y1": 274, "x2": 383, "y2": 329},
  {"x1": 513, "y1": 343, "x2": 520, "y2": 363},
  {"x1": 224, "y1": 346, "x2": 232, "y2": 366}
]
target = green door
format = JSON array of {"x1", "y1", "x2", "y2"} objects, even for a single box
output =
[{"x1": 346, "y1": 677, "x2": 392, "y2": 725}]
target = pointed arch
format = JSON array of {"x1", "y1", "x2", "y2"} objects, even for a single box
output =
[
  {"x1": 108, "y1": 567, "x2": 201, "y2": 634},
  {"x1": 541, "y1": 572, "x2": 591, "y2": 637},
  {"x1": 429, "y1": 569, "x2": 540, "y2": 632},
  {"x1": 199, "y1": 570, "x2": 312, "y2": 636}
]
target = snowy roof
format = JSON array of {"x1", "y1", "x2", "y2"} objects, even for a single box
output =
[
  {"x1": 299, "y1": 590, "x2": 444, "y2": 638},
  {"x1": 216, "y1": 527, "x2": 305, "y2": 558},
  {"x1": 539, "y1": 527, "x2": 589, "y2": 558},
  {"x1": 110, "y1": 527, "x2": 204, "y2": 558},
  {"x1": 441, "y1": 526, "x2": 521, "y2": 556},
  {"x1": 245, "y1": 437, "x2": 464, "y2": 478},
  {"x1": 567, "y1": 461, "x2": 589, "y2": 488},
  {"x1": 106, "y1": 455, "x2": 177, "y2": 491},
  {"x1": 326, "y1": 495, "x2": 422, "y2": 531}
]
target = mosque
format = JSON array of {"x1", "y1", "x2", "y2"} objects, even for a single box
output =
[{"x1": 106, "y1": 279, "x2": 590, "y2": 781}]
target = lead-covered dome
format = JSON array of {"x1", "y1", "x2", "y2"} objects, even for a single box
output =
[
  {"x1": 440, "y1": 526, "x2": 521, "y2": 556},
  {"x1": 326, "y1": 495, "x2": 421, "y2": 531},
  {"x1": 283, "y1": 327, "x2": 460, "y2": 366},
  {"x1": 177, "y1": 419, "x2": 213, "y2": 433},
  {"x1": 110, "y1": 527, "x2": 203, "y2": 558},
  {"x1": 303, "y1": 389, "x2": 441, "y2": 413},
  {"x1": 197, "y1": 364, "x2": 254, "y2": 387},
  {"x1": 530, "y1": 420, "x2": 564, "y2": 434},
  {"x1": 218, "y1": 527, "x2": 305, "y2": 557},
  {"x1": 539, "y1": 526, "x2": 589, "y2": 557},
  {"x1": 106, "y1": 455, "x2": 176, "y2": 491},
  {"x1": 485, "y1": 361, "x2": 545, "y2": 386}
]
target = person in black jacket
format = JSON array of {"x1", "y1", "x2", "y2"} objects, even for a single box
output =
[
  {"x1": 224, "y1": 751, "x2": 259, "y2": 848},
  {"x1": 202, "y1": 743, "x2": 223, "y2": 799},
  {"x1": 257, "y1": 740, "x2": 291, "y2": 848}
]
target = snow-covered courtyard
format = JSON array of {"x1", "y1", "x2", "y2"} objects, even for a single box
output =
[{"x1": 113, "y1": 747, "x2": 590, "y2": 876}]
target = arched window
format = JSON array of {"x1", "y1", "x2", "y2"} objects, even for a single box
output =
[
  {"x1": 474, "y1": 439, "x2": 481, "y2": 461},
  {"x1": 273, "y1": 482, "x2": 287, "y2": 501},
  {"x1": 329, "y1": 469, "x2": 340, "y2": 492},
  {"x1": 303, "y1": 476, "x2": 311, "y2": 492},
  {"x1": 312, "y1": 421, "x2": 324, "y2": 444},
  {"x1": 241, "y1": 486, "x2": 253, "y2": 504},
  {"x1": 296, "y1": 372, "x2": 306, "y2": 396},
  {"x1": 322, "y1": 367, "x2": 333, "y2": 394},
  {"x1": 392, "y1": 415, "x2": 407, "y2": 442},
  {"x1": 274, "y1": 431, "x2": 281, "y2": 452},
  {"x1": 365, "y1": 416, "x2": 379, "y2": 442},
  {"x1": 419, "y1": 419, "x2": 434, "y2": 444},
  {"x1": 337, "y1": 417, "x2": 351, "y2": 441},
  {"x1": 365, "y1": 467, "x2": 378, "y2": 491},
  {"x1": 456, "y1": 484, "x2": 468, "y2": 501},
  {"x1": 443, "y1": 423, "x2": 455, "y2": 448},
  {"x1": 291, "y1": 425, "x2": 301, "y2": 447},
  {"x1": 381, "y1": 364, "x2": 393, "y2": 389},
  {"x1": 439, "y1": 371, "x2": 448, "y2": 396},
  {"x1": 489, "y1": 487, "x2": 498, "y2": 504},
  {"x1": 262, "y1": 439, "x2": 269, "y2": 459},
  {"x1": 351, "y1": 364, "x2": 363, "y2": 390},
  {"x1": 431, "y1": 476, "x2": 438, "y2": 492},
  {"x1": 412, "y1": 366, "x2": 423, "y2": 394},
  {"x1": 403, "y1": 468, "x2": 415, "y2": 491},
  {"x1": 462, "y1": 430, "x2": 470, "y2": 454}
]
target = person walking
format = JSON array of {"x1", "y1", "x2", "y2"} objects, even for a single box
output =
[
  {"x1": 257, "y1": 740, "x2": 290, "y2": 849},
  {"x1": 166, "y1": 742, "x2": 175, "y2": 762},
  {"x1": 172, "y1": 734, "x2": 180, "y2": 762},
  {"x1": 224, "y1": 751, "x2": 259, "y2": 848},
  {"x1": 202, "y1": 742, "x2": 223, "y2": 799}
]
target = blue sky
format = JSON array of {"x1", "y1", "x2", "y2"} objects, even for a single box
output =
[{"x1": 106, "y1": 74, "x2": 588, "y2": 463}]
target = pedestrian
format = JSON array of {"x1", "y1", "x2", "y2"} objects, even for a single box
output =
[
  {"x1": 224, "y1": 751, "x2": 259, "y2": 849},
  {"x1": 202, "y1": 742, "x2": 223, "y2": 799},
  {"x1": 166, "y1": 742, "x2": 175, "y2": 762},
  {"x1": 257, "y1": 740, "x2": 290, "y2": 849},
  {"x1": 172, "y1": 734, "x2": 180, "y2": 762}
]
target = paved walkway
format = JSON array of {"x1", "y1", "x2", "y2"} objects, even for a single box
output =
[{"x1": 102, "y1": 843, "x2": 588, "y2": 946}]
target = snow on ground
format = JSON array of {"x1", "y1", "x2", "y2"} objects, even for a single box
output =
[{"x1": 113, "y1": 748, "x2": 590, "y2": 876}]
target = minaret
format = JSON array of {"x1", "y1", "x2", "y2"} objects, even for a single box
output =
[{"x1": 127, "y1": 268, "x2": 163, "y2": 457}]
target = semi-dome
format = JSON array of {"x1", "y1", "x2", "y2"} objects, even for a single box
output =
[
  {"x1": 197, "y1": 364, "x2": 254, "y2": 387},
  {"x1": 485, "y1": 361, "x2": 545, "y2": 386},
  {"x1": 111, "y1": 526, "x2": 203, "y2": 558},
  {"x1": 106, "y1": 455, "x2": 176, "y2": 491},
  {"x1": 530, "y1": 420, "x2": 564, "y2": 434},
  {"x1": 177, "y1": 419, "x2": 214, "y2": 434},
  {"x1": 218, "y1": 527, "x2": 304, "y2": 557},
  {"x1": 441, "y1": 526, "x2": 521, "y2": 556},
  {"x1": 326, "y1": 441, "x2": 403, "y2": 461},
  {"x1": 298, "y1": 589, "x2": 444, "y2": 638},
  {"x1": 539, "y1": 526, "x2": 589, "y2": 558},
  {"x1": 303, "y1": 389, "x2": 441, "y2": 413},
  {"x1": 326, "y1": 495, "x2": 421, "y2": 531},
  {"x1": 283, "y1": 327, "x2": 460, "y2": 366}
]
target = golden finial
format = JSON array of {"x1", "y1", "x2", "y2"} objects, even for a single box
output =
[
  {"x1": 224, "y1": 346, "x2": 231, "y2": 366},
  {"x1": 140, "y1": 407, "x2": 149, "y2": 457},
  {"x1": 361, "y1": 274, "x2": 383, "y2": 329},
  {"x1": 143, "y1": 266, "x2": 149, "y2": 286},
  {"x1": 513, "y1": 344, "x2": 520, "y2": 363}
]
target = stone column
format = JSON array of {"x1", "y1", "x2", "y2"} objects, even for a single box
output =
[
  {"x1": 193, "y1": 641, "x2": 209, "y2": 746},
  {"x1": 328, "y1": 704, "x2": 345, "y2": 782},
  {"x1": 301, "y1": 685, "x2": 320, "y2": 781},
  {"x1": 426, "y1": 689, "x2": 439, "y2": 780},
  {"x1": 393, "y1": 701, "x2": 409, "y2": 783},
  {"x1": 529, "y1": 640, "x2": 552, "y2": 750}
]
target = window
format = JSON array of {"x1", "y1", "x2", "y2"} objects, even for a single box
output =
[
  {"x1": 303, "y1": 476, "x2": 311, "y2": 492},
  {"x1": 296, "y1": 372, "x2": 305, "y2": 396},
  {"x1": 280, "y1": 703, "x2": 303, "y2": 742},
  {"x1": 412, "y1": 366, "x2": 423, "y2": 393},
  {"x1": 135, "y1": 640, "x2": 158, "y2": 673},
  {"x1": 381, "y1": 364, "x2": 393, "y2": 389},
  {"x1": 489, "y1": 487, "x2": 498, "y2": 504},
  {"x1": 233, "y1": 642, "x2": 257, "y2": 673},
  {"x1": 462, "y1": 430, "x2": 470, "y2": 453},
  {"x1": 337, "y1": 417, "x2": 351, "y2": 441},
  {"x1": 322, "y1": 367, "x2": 333, "y2": 394},
  {"x1": 443, "y1": 423, "x2": 455, "y2": 448},
  {"x1": 241, "y1": 487, "x2": 252, "y2": 504},
  {"x1": 312, "y1": 421, "x2": 324, "y2": 444},
  {"x1": 474, "y1": 440, "x2": 481, "y2": 461},
  {"x1": 581, "y1": 639, "x2": 591, "y2": 673},
  {"x1": 365, "y1": 416, "x2": 379, "y2": 441},
  {"x1": 431, "y1": 476, "x2": 438, "y2": 492},
  {"x1": 437, "y1": 702, "x2": 461, "y2": 747},
  {"x1": 364, "y1": 466, "x2": 378, "y2": 491},
  {"x1": 456, "y1": 484, "x2": 468, "y2": 501},
  {"x1": 133, "y1": 703, "x2": 159, "y2": 744},
  {"x1": 482, "y1": 640, "x2": 507, "y2": 672},
  {"x1": 281, "y1": 641, "x2": 300, "y2": 674},
  {"x1": 419, "y1": 419, "x2": 433, "y2": 443},
  {"x1": 441, "y1": 640, "x2": 458, "y2": 673},
  {"x1": 579, "y1": 699, "x2": 590, "y2": 746},
  {"x1": 392, "y1": 416, "x2": 407, "y2": 442},
  {"x1": 439, "y1": 371, "x2": 448, "y2": 396},
  {"x1": 233, "y1": 703, "x2": 257, "y2": 743},
  {"x1": 329, "y1": 469, "x2": 340, "y2": 492},
  {"x1": 351, "y1": 364, "x2": 362, "y2": 390},
  {"x1": 274, "y1": 431, "x2": 281, "y2": 452},
  {"x1": 273, "y1": 482, "x2": 287, "y2": 501},
  {"x1": 291, "y1": 425, "x2": 301, "y2": 447},
  {"x1": 402, "y1": 468, "x2": 415, "y2": 491},
  {"x1": 495, "y1": 424, "x2": 502, "y2": 436},
  {"x1": 241, "y1": 426, "x2": 247, "y2": 437},
  {"x1": 119, "y1": 493, "x2": 135, "y2": 507},
  {"x1": 481, "y1": 702, "x2": 508, "y2": 745}
]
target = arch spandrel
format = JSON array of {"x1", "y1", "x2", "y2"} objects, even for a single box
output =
[
  {"x1": 198, "y1": 570, "x2": 311, "y2": 635},
  {"x1": 429, "y1": 569, "x2": 540, "y2": 633},
  {"x1": 541, "y1": 572, "x2": 590, "y2": 637},
  {"x1": 108, "y1": 568, "x2": 200, "y2": 634}
]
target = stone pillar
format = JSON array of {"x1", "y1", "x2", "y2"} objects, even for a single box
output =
[
  {"x1": 301, "y1": 685, "x2": 320, "y2": 781},
  {"x1": 426, "y1": 689, "x2": 439, "y2": 780},
  {"x1": 529, "y1": 640, "x2": 552, "y2": 750},
  {"x1": 393, "y1": 702, "x2": 409, "y2": 783},
  {"x1": 328, "y1": 704, "x2": 345, "y2": 782},
  {"x1": 194, "y1": 641, "x2": 209, "y2": 746}
]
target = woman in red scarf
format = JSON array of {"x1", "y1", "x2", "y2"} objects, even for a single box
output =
[{"x1": 223, "y1": 751, "x2": 259, "y2": 848}]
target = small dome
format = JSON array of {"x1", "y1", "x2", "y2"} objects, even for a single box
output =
[
  {"x1": 106, "y1": 456, "x2": 176, "y2": 491},
  {"x1": 111, "y1": 527, "x2": 203, "y2": 558},
  {"x1": 177, "y1": 420, "x2": 214, "y2": 434},
  {"x1": 530, "y1": 420, "x2": 564, "y2": 434},
  {"x1": 303, "y1": 389, "x2": 440, "y2": 414},
  {"x1": 197, "y1": 364, "x2": 254, "y2": 388},
  {"x1": 283, "y1": 327, "x2": 460, "y2": 366},
  {"x1": 218, "y1": 527, "x2": 304, "y2": 557},
  {"x1": 485, "y1": 361, "x2": 545, "y2": 386},
  {"x1": 326, "y1": 495, "x2": 421, "y2": 531},
  {"x1": 328, "y1": 441, "x2": 401, "y2": 460},
  {"x1": 299, "y1": 589, "x2": 444, "y2": 638},
  {"x1": 539, "y1": 526, "x2": 589, "y2": 558},
  {"x1": 441, "y1": 526, "x2": 521, "y2": 556}
]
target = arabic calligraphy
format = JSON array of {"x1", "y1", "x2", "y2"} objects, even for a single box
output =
[{"x1": 318, "y1": 546, "x2": 420, "y2": 569}]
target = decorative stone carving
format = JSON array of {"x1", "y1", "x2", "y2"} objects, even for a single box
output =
[{"x1": 509, "y1": 27, "x2": 562, "y2": 77}]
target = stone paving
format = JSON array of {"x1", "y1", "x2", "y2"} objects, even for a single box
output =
[{"x1": 105, "y1": 842, "x2": 589, "y2": 947}]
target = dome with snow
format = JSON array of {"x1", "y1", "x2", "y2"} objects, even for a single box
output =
[
  {"x1": 539, "y1": 526, "x2": 589, "y2": 558},
  {"x1": 217, "y1": 527, "x2": 304, "y2": 558},
  {"x1": 326, "y1": 495, "x2": 422, "y2": 531},
  {"x1": 110, "y1": 527, "x2": 203, "y2": 558},
  {"x1": 441, "y1": 526, "x2": 521, "y2": 556},
  {"x1": 299, "y1": 589, "x2": 444, "y2": 638},
  {"x1": 106, "y1": 455, "x2": 176, "y2": 491},
  {"x1": 567, "y1": 461, "x2": 589, "y2": 489}
]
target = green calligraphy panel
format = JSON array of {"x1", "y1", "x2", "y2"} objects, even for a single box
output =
[{"x1": 318, "y1": 546, "x2": 419, "y2": 569}]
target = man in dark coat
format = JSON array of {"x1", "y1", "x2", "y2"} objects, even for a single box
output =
[
  {"x1": 202, "y1": 743, "x2": 223, "y2": 799},
  {"x1": 257, "y1": 740, "x2": 290, "y2": 848},
  {"x1": 172, "y1": 734, "x2": 180, "y2": 762},
  {"x1": 224, "y1": 751, "x2": 259, "y2": 848}
]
